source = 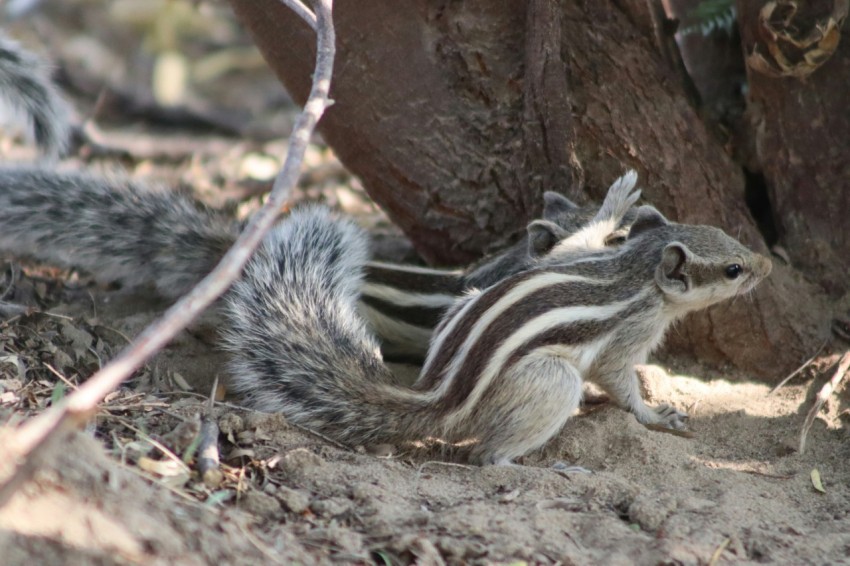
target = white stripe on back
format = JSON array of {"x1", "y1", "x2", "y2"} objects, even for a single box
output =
[
  {"x1": 445, "y1": 289, "x2": 649, "y2": 424},
  {"x1": 357, "y1": 302, "x2": 434, "y2": 352},
  {"x1": 423, "y1": 271, "x2": 606, "y2": 380}
]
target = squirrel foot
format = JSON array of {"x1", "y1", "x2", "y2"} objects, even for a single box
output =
[{"x1": 651, "y1": 404, "x2": 689, "y2": 430}]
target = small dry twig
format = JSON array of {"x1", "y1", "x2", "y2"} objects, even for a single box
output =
[
  {"x1": 799, "y1": 350, "x2": 850, "y2": 454},
  {"x1": 279, "y1": 0, "x2": 318, "y2": 31},
  {"x1": 770, "y1": 338, "x2": 829, "y2": 394},
  {"x1": 110, "y1": 415, "x2": 192, "y2": 475},
  {"x1": 0, "y1": 0, "x2": 336, "y2": 507},
  {"x1": 708, "y1": 537, "x2": 731, "y2": 566},
  {"x1": 198, "y1": 377, "x2": 223, "y2": 487},
  {"x1": 42, "y1": 363, "x2": 78, "y2": 391}
]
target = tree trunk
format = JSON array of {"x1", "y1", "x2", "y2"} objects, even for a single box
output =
[
  {"x1": 228, "y1": 0, "x2": 827, "y2": 379},
  {"x1": 737, "y1": 0, "x2": 850, "y2": 298}
]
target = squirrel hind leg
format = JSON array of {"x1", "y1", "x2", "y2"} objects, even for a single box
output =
[{"x1": 467, "y1": 351, "x2": 584, "y2": 466}]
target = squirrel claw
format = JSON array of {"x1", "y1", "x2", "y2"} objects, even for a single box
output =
[{"x1": 652, "y1": 403, "x2": 689, "y2": 430}]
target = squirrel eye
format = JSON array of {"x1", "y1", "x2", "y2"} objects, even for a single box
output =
[{"x1": 725, "y1": 264, "x2": 742, "y2": 279}]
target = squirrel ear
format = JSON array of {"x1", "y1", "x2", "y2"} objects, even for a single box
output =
[
  {"x1": 543, "y1": 191, "x2": 579, "y2": 221},
  {"x1": 656, "y1": 242, "x2": 691, "y2": 293},
  {"x1": 527, "y1": 219, "x2": 569, "y2": 257},
  {"x1": 628, "y1": 205, "x2": 669, "y2": 239}
]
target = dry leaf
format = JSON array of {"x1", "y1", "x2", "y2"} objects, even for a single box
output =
[
  {"x1": 152, "y1": 51, "x2": 189, "y2": 106},
  {"x1": 138, "y1": 456, "x2": 186, "y2": 477},
  {"x1": 747, "y1": 0, "x2": 849, "y2": 78},
  {"x1": 171, "y1": 371, "x2": 193, "y2": 391},
  {"x1": 811, "y1": 468, "x2": 826, "y2": 493}
]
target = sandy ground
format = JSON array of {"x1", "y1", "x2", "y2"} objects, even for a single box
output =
[
  {"x1": 1, "y1": 3, "x2": 849, "y2": 564},
  {"x1": 1, "y1": 288, "x2": 849, "y2": 565},
  {"x1": 0, "y1": 174, "x2": 847, "y2": 565}
]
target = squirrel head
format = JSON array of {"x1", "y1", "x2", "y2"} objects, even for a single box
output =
[
  {"x1": 628, "y1": 205, "x2": 773, "y2": 313},
  {"x1": 526, "y1": 192, "x2": 595, "y2": 257},
  {"x1": 529, "y1": 179, "x2": 640, "y2": 257}
]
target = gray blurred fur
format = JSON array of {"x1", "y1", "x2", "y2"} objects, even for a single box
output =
[
  {"x1": 223, "y1": 206, "x2": 436, "y2": 445},
  {"x1": 0, "y1": 167, "x2": 240, "y2": 297},
  {"x1": 0, "y1": 33, "x2": 70, "y2": 158}
]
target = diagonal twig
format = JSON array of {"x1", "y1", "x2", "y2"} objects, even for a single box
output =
[
  {"x1": 799, "y1": 350, "x2": 850, "y2": 454},
  {"x1": 770, "y1": 338, "x2": 829, "y2": 394},
  {"x1": 197, "y1": 377, "x2": 222, "y2": 487},
  {"x1": 0, "y1": 0, "x2": 335, "y2": 507},
  {"x1": 279, "y1": 0, "x2": 318, "y2": 31}
]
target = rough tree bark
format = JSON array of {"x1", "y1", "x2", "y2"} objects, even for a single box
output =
[
  {"x1": 228, "y1": 0, "x2": 828, "y2": 379},
  {"x1": 737, "y1": 0, "x2": 850, "y2": 298}
]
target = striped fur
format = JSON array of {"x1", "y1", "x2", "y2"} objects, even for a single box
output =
[
  {"x1": 0, "y1": 33, "x2": 70, "y2": 159},
  {"x1": 416, "y1": 212, "x2": 771, "y2": 445},
  {"x1": 223, "y1": 188, "x2": 771, "y2": 465},
  {"x1": 363, "y1": 171, "x2": 641, "y2": 363},
  {"x1": 0, "y1": 163, "x2": 617, "y2": 319}
]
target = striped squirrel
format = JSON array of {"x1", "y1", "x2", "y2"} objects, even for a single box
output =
[
  {"x1": 0, "y1": 34, "x2": 774, "y2": 465},
  {"x1": 361, "y1": 177, "x2": 638, "y2": 364},
  {"x1": 224, "y1": 182, "x2": 772, "y2": 465},
  {"x1": 0, "y1": 32, "x2": 70, "y2": 159}
]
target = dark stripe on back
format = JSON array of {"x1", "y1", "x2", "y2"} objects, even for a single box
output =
[
  {"x1": 416, "y1": 269, "x2": 541, "y2": 390},
  {"x1": 440, "y1": 291, "x2": 657, "y2": 414},
  {"x1": 382, "y1": 352, "x2": 427, "y2": 365},
  {"x1": 360, "y1": 295, "x2": 446, "y2": 329},
  {"x1": 434, "y1": 278, "x2": 640, "y2": 410},
  {"x1": 420, "y1": 269, "x2": 643, "y2": 391},
  {"x1": 503, "y1": 293, "x2": 657, "y2": 372},
  {"x1": 364, "y1": 263, "x2": 465, "y2": 295}
]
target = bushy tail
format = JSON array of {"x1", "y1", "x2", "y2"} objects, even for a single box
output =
[
  {"x1": 0, "y1": 33, "x2": 71, "y2": 158},
  {"x1": 543, "y1": 170, "x2": 640, "y2": 259},
  {"x1": 595, "y1": 169, "x2": 640, "y2": 225},
  {"x1": 223, "y1": 206, "x2": 433, "y2": 446},
  {"x1": 0, "y1": 167, "x2": 239, "y2": 298}
]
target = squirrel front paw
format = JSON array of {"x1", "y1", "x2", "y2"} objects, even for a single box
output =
[
  {"x1": 633, "y1": 402, "x2": 689, "y2": 430},
  {"x1": 650, "y1": 404, "x2": 688, "y2": 430}
]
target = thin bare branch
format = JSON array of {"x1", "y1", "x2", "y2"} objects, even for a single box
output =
[
  {"x1": 198, "y1": 377, "x2": 222, "y2": 488},
  {"x1": 278, "y1": 0, "x2": 318, "y2": 31},
  {"x1": 770, "y1": 338, "x2": 829, "y2": 394},
  {"x1": 799, "y1": 350, "x2": 850, "y2": 454},
  {"x1": 0, "y1": 0, "x2": 335, "y2": 507}
]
